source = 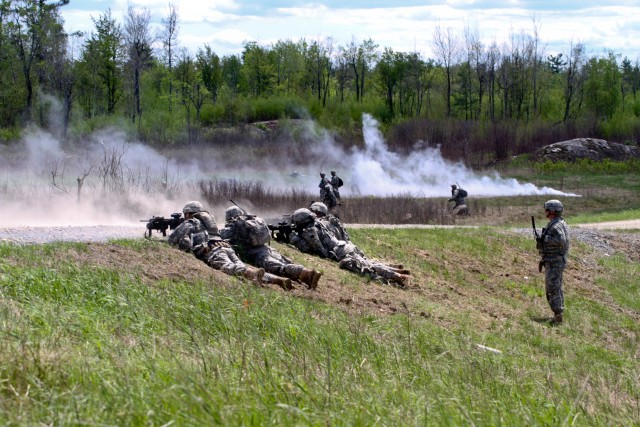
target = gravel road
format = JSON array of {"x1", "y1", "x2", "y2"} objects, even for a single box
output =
[{"x1": 1, "y1": 220, "x2": 638, "y2": 248}]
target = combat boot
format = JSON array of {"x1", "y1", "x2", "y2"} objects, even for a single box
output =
[
  {"x1": 389, "y1": 263, "x2": 405, "y2": 269},
  {"x1": 392, "y1": 273, "x2": 411, "y2": 288},
  {"x1": 550, "y1": 312, "x2": 563, "y2": 325},
  {"x1": 310, "y1": 270, "x2": 322, "y2": 290},
  {"x1": 299, "y1": 268, "x2": 321, "y2": 289},
  {"x1": 264, "y1": 273, "x2": 293, "y2": 290},
  {"x1": 391, "y1": 268, "x2": 411, "y2": 275},
  {"x1": 243, "y1": 266, "x2": 265, "y2": 284}
]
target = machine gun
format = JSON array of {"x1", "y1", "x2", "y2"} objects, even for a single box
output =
[
  {"x1": 141, "y1": 213, "x2": 184, "y2": 238},
  {"x1": 267, "y1": 215, "x2": 293, "y2": 243}
]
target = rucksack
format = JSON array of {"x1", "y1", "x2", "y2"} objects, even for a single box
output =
[
  {"x1": 458, "y1": 188, "x2": 468, "y2": 198},
  {"x1": 235, "y1": 215, "x2": 271, "y2": 246},
  {"x1": 336, "y1": 177, "x2": 344, "y2": 187}
]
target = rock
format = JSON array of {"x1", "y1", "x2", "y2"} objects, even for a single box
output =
[{"x1": 532, "y1": 138, "x2": 640, "y2": 162}]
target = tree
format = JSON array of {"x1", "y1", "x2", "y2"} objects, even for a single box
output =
[
  {"x1": 583, "y1": 51, "x2": 621, "y2": 120},
  {"x1": 305, "y1": 38, "x2": 334, "y2": 106},
  {"x1": 241, "y1": 41, "x2": 274, "y2": 97},
  {"x1": 432, "y1": 25, "x2": 459, "y2": 117},
  {"x1": 78, "y1": 8, "x2": 124, "y2": 116},
  {"x1": 7, "y1": 0, "x2": 70, "y2": 122},
  {"x1": 123, "y1": 5, "x2": 154, "y2": 124},
  {"x1": 340, "y1": 37, "x2": 378, "y2": 102},
  {"x1": 562, "y1": 42, "x2": 586, "y2": 123},
  {"x1": 197, "y1": 45, "x2": 222, "y2": 104},
  {"x1": 159, "y1": 2, "x2": 179, "y2": 111}
]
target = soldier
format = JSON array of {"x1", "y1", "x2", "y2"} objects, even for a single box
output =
[
  {"x1": 318, "y1": 172, "x2": 337, "y2": 209},
  {"x1": 221, "y1": 206, "x2": 322, "y2": 290},
  {"x1": 329, "y1": 170, "x2": 343, "y2": 205},
  {"x1": 167, "y1": 201, "x2": 265, "y2": 284},
  {"x1": 448, "y1": 184, "x2": 469, "y2": 216},
  {"x1": 309, "y1": 201, "x2": 350, "y2": 242},
  {"x1": 537, "y1": 199, "x2": 570, "y2": 325},
  {"x1": 289, "y1": 208, "x2": 411, "y2": 287}
]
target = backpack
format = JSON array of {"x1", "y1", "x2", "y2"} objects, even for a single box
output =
[
  {"x1": 336, "y1": 177, "x2": 344, "y2": 187},
  {"x1": 458, "y1": 188, "x2": 468, "y2": 198},
  {"x1": 235, "y1": 215, "x2": 271, "y2": 246}
]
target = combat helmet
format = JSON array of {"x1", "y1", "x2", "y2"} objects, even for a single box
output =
[
  {"x1": 544, "y1": 199, "x2": 564, "y2": 213},
  {"x1": 292, "y1": 208, "x2": 316, "y2": 228},
  {"x1": 309, "y1": 201, "x2": 328, "y2": 217},
  {"x1": 225, "y1": 206, "x2": 244, "y2": 222},
  {"x1": 183, "y1": 201, "x2": 204, "y2": 214},
  {"x1": 320, "y1": 172, "x2": 326, "y2": 177},
  {"x1": 451, "y1": 184, "x2": 457, "y2": 189}
]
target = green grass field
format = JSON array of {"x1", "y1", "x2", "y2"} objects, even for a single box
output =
[{"x1": 1, "y1": 223, "x2": 638, "y2": 425}]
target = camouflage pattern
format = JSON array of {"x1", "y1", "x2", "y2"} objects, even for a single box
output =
[
  {"x1": 318, "y1": 175, "x2": 337, "y2": 208},
  {"x1": 544, "y1": 199, "x2": 564, "y2": 213},
  {"x1": 310, "y1": 202, "x2": 350, "y2": 241},
  {"x1": 330, "y1": 172, "x2": 342, "y2": 202},
  {"x1": 193, "y1": 211, "x2": 219, "y2": 235},
  {"x1": 290, "y1": 220, "x2": 402, "y2": 284},
  {"x1": 182, "y1": 201, "x2": 204, "y2": 214},
  {"x1": 538, "y1": 215, "x2": 570, "y2": 315},
  {"x1": 222, "y1": 214, "x2": 307, "y2": 281},
  {"x1": 449, "y1": 187, "x2": 466, "y2": 207},
  {"x1": 205, "y1": 241, "x2": 248, "y2": 275},
  {"x1": 167, "y1": 217, "x2": 209, "y2": 259}
]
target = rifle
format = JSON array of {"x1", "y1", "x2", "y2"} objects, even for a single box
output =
[
  {"x1": 267, "y1": 215, "x2": 293, "y2": 243},
  {"x1": 141, "y1": 213, "x2": 184, "y2": 238},
  {"x1": 531, "y1": 215, "x2": 540, "y2": 240}
]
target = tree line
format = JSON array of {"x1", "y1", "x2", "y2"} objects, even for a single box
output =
[{"x1": 1, "y1": 1, "x2": 639, "y2": 161}]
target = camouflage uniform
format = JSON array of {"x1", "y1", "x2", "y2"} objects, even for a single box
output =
[
  {"x1": 538, "y1": 214, "x2": 570, "y2": 317},
  {"x1": 310, "y1": 202, "x2": 350, "y2": 241},
  {"x1": 289, "y1": 209, "x2": 410, "y2": 287},
  {"x1": 449, "y1": 185, "x2": 466, "y2": 208},
  {"x1": 329, "y1": 171, "x2": 342, "y2": 204},
  {"x1": 222, "y1": 208, "x2": 321, "y2": 289},
  {"x1": 168, "y1": 203, "x2": 262, "y2": 281},
  {"x1": 318, "y1": 173, "x2": 337, "y2": 208}
]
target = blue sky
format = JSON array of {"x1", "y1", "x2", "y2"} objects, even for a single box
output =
[{"x1": 61, "y1": 1, "x2": 640, "y2": 60}]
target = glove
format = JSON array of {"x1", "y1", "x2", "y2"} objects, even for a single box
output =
[{"x1": 538, "y1": 260, "x2": 545, "y2": 273}]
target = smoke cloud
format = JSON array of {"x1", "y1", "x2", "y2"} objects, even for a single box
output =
[{"x1": 0, "y1": 114, "x2": 576, "y2": 227}]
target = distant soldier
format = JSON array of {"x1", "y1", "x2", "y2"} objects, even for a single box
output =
[
  {"x1": 318, "y1": 172, "x2": 337, "y2": 209},
  {"x1": 289, "y1": 208, "x2": 411, "y2": 287},
  {"x1": 536, "y1": 199, "x2": 570, "y2": 325},
  {"x1": 309, "y1": 201, "x2": 350, "y2": 242},
  {"x1": 221, "y1": 206, "x2": 322, "y2": 290},
  {"x1": 448, "y1": 184, "x2": 470, "y2": 216},
  {"x1": 329, "y1": 170, "x2": 343, "y2": 205},
  {"x1": 167, "y1": 201, "x2": 264, "y2": 283}
]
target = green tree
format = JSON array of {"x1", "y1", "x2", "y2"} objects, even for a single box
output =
[
  {"x1": 159, "y1": 2, "x2": 179, "y2": 112},
  {"x1": 78, "y1": 8, "x2": 124, "y2": 117},
  {"x1": 6, "y1": 0, "x2": 70, "y2": 122},
  {"x1": 241, "y1": 41, "x2": 274, "y2": 97},
  {"x1": 583, "y1": 51, "x2": 621, "y2": 120},
  {"x1": 197, "y1": 45, "x2": 222, "y2": 104},
  {"x1": 123, "y1": 5, "x2": 154, "y2": 125}
]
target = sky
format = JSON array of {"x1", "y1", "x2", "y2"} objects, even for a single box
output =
[{"x1": 60, "y1": 0, "x2": 640, "y2": 61}]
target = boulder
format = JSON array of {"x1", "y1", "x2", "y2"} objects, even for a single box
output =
[{"x1": 532, "y1": 138, "x2": 640, "y2": 162}]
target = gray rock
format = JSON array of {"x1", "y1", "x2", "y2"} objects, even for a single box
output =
[{"x1": 532, "y1": 138, "x2": 640, "y2": 162}]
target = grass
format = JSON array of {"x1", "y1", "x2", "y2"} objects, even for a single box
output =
[{"x1": 1, "y1": 223, "x2": 639, "y2": 425}]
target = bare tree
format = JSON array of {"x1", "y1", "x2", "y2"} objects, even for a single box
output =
[
  {"x1": 432, "y1": 25, "x2": 460, "y2": 117},
  {"x1": 159, "y1": 2, "x2": 179, "y2": 112},
  {"x1": 124, "y1": 5, "x2": 154, "y2": 125},
  {"x1": 562, "y1": 42, "x2": 586, "y2": 123}
]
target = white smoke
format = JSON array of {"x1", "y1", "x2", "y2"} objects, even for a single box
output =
[{"x1": 344, "y1": 114, "x2": 578, "y2": 197}]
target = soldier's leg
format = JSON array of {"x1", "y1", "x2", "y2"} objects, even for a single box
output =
[
  {"x1": 545, "y1": 260, "x2": 565, "y2": 317},
  {"x1": 207, "y1": 247, "x2": 247, "y2": 276}
]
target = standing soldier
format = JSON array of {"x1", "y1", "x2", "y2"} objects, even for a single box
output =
[
  {"x1": 329, "y1": 170, "x2": 343, "y2": 205},
  {"x1": 318, "y1": 172, "x2": 337, "y2": 209},
  {"x1": 536, "y1": 199, "x2": 570, "y2": 325}
]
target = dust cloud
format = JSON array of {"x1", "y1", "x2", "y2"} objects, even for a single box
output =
[{"x1": 1, "y1": 114, "x2": 576, "y2": 227}]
